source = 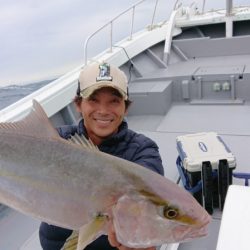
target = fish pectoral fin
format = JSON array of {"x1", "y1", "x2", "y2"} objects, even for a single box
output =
[
  {"x1": 61, "y1": 231, "x2": 79, "y2": 250},
  {"x1": 77, "y1": 215, "x2": 108, "y2": 250},
  {"x1": 61, "y1": 215, "x2": 108, "y2": 250}
]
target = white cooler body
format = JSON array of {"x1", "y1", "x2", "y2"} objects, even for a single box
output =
[
  {"x1": 176, "y1": 132, "x2": 236, "y2": 213},
  {"x1": 176, "y1": 132, "x2": 236, "y2": 172}
]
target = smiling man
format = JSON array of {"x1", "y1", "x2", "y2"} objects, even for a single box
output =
[
  {"x1": 75, "y1": 62, "x2": 129, "y2": 146},
  {"x1": 39, "y1": 62, "x2": 164, "y2": 250}
]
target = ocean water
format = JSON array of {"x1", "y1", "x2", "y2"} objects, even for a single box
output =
[{"x1": 0, "y1": 79, "x2": 55, "y2": 110}]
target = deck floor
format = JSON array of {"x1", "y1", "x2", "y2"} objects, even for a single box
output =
[
  {"x1": 127, "y1": 102, "x2": 250, "y2": 250},
  {"x1": 0, "y1": 205, "x2": 40, "y2": 250},
  {"x1": 127, "y1": 102, "x2": 250, "y2": 180}
]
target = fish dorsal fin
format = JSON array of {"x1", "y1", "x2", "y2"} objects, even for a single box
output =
[
  {"x1": 0, "y1": 99, "x2": 60, "y2": 139},
  {"x1": 67, "y1": 134, "x2": 99, "y2": 151}
]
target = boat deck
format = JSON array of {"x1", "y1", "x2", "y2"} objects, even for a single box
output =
[
  {"x1": 128, "y1": 102, "x2": 250, "y2": 180},
  {"x1": 0, "y1": 206, "x2": 40, "y2": 250},
  {"x1": 127, "y1": 101, "x2": 250, "y2": 249}
]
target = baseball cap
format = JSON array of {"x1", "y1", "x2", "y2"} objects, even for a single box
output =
[{"x1": 78, "y1": 62, "x2": 128, "y2": 100}]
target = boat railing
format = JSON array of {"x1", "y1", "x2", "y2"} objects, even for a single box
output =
[
  {"x1": 84, "y1": 0, "x2": 161, "y2": 64},
  {"x1": 83, "y1": 0, "x2": 210, "y2": 65}
]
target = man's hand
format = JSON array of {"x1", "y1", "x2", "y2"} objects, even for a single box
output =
[{"x1": 108, "y1": 222, "x2": 156, "y2": 250}]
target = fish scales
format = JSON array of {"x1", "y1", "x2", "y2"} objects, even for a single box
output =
[
  {"x1": 0, "y1": 100, "x2": 211, "y2": 249},
  {"x1": 0, "y1": 133, "x2": 137, "y2": 226}
]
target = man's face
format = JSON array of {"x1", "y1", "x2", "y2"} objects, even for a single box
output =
[{"x1": 77, "y1": 87, "x2": 127, "y2": 145}]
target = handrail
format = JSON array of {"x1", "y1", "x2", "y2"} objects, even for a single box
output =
[
  {"x1": 202, "y1": 0, "x2": 206, "y2": 13},
  {"x1": 83, "y1": 0, "x2": 231, "y2": 64},
  {"x1": 83, "y1": 0, "x2": 160, "y2": 64}
]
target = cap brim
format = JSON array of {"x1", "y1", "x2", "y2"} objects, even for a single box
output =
[{"x1": 80, "y1": 82, "x2": 128, "y2": 100}]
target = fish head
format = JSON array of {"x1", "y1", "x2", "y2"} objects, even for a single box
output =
[{"x1": 112, "y1": 192, "x2": 211, "y2": 248}]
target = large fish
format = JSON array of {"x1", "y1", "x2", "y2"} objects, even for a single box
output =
[{"x1": 0, "y1": 100, "x2": 210, "y2": 250}]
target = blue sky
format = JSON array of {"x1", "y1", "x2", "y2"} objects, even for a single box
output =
[{"x1": 0, "y1": 0, "x2": 249, "y2": 86}]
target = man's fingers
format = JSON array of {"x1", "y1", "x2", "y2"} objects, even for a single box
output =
[{"x1": 107, "y1": 221, "x2": 121, "y2": 248}]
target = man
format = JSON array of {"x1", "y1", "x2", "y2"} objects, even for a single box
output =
[{"x1": 39, "y1": 62, "x2": 164, "y2": 250}]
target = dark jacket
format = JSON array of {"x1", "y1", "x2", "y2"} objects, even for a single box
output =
[{"x1": 39, "y1": 119, "x2": 164, "y2": 250}]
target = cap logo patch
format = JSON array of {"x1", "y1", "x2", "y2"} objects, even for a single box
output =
[{"x1": 96, "y1": 63, "x2": 113, "y2": 82}]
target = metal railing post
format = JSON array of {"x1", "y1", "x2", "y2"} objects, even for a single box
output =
[
  {"x1": 226, "y1": 0, "x2": 233, "y2": 16},
  {"x1": 150, "y1": 0, "x2": 159, "y2": 30},
  {"x1": 174, "y1": 0, "x2": 180, "y2": 10},
  {"x1": 83, "y1": 0, "x2": 147, "y2": 63},
  {"x1": 110, "y1": 21, "x2": 113, "y2": 52},
  {"x1": 202, "y1": 0, "x2": 206, "y2": 13},
  {"x1": 129, "y1": 6, "x2": 136, "y2": 40}
]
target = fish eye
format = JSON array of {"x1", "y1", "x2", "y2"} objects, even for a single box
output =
[{"x1": 163, "y1": 206, "x2": 179, "y2": 219}]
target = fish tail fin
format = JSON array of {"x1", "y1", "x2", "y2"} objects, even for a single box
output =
[{"x1": 61, "y1": 215, "x2": 108, "y2": 250}]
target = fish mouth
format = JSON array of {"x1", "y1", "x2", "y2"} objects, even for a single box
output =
[
  {"x1": 185, "y1": 212, "x2": 211, "y2": 228},
  {"x1": 188, "y1": 218, "x2": 211, "y2": 239},
  {"x1": 194, "y1": 212, "x2": 211, "y2": 228},
  {"x1": 188, "y1": 214, "x2": 211, "y2": 238},
  {"x1": 172, "y1": 214, "x2": 211, "y2": 242}
]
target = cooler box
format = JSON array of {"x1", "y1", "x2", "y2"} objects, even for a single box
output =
[{"x1": 176, "y1": 132, "x2": 236, "y2": 214}]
